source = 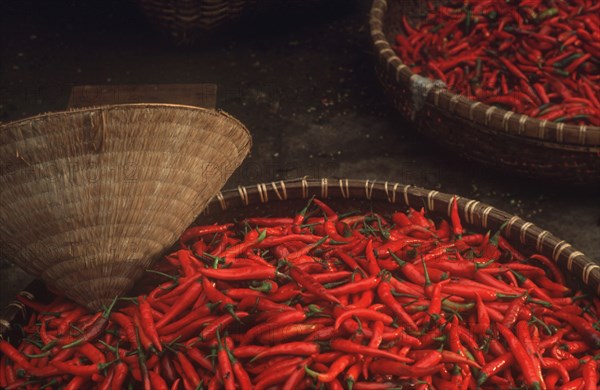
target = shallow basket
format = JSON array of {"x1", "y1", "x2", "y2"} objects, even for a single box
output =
[
  {"x1": 0, "y1": 104, "x2": 252, "y2": 311},
  {"x1": 135, "y1": 0, "x2": 246, "y2": 39},
  {"x1": 369, "y1": 0, "x2": 600, "y2": 185},
  {"x1": 136, "y1": 0, "x2": 345, "y2": 42},
  {"x1": 2, "y1": 177, "x2": 599, "y2": 335}
]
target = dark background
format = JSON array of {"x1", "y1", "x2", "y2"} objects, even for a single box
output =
[{"x1": 1, "y1": 0, "x2": 599, "y2": 306}]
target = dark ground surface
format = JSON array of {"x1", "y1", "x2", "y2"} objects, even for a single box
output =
[{"x1": 1, "y1": 0, "x2": 599, "y2": 308}]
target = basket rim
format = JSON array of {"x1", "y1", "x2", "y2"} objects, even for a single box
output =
[
  {"x1": 201, "y1": 177, "x2": 600, "y2": 296},
  {"x1": 0, "y1": 103, "x2": 251, "y2": 144},
  {"x1": 2, "y1": 177, "x2": 599, "y2": 335},
  {"x1": 368, "y1": 0, "x2": 600, "y2": 149}
]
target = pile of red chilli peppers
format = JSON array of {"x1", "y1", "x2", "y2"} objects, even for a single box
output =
[
  {"x1": 2, "y1": 197, "x2": 600, "y2": 389},
  {"x1": 394, "y1": 0, "x2": 600, "y2": 126}
]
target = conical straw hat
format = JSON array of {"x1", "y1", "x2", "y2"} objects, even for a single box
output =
[{"x1": 0, "y1": 104, "x2": 252, "y2": 310}]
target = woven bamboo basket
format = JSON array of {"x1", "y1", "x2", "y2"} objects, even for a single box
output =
[
  {"x1": 2, "y1": 178, "x2": 598, "y2": 335},
  {"x1": 370, "y1": 0, "x2": 600, "y2": 185},
  {"x1": 135, "y1": 0, "x2": 346, "y2": 42},
  {"x1": 136, "y1": 0, "x2": 246, "y2": 39},
  {"x1": 0, "y1": 104, "x2": 252, "y2": 311}
]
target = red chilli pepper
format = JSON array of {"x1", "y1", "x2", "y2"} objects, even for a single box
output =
[
  {"x1": 305, "y1": 354, "x2": 356, "y2": 383},
  {"x1": 290, "y1": 266, "x2": 341, "y2": 305},
  {"x1": 330, "y1": 339, "x2": 413, "y2": 363},
  {"x1": 251, "y1": 342, "x2": 320, "y2": 362},
  {"x1": 450, "y1": 196, "x2": 463, "y2": 236},
  {"x1": 138, "y1": 296, "x2": 162, "y2": 352},
  {"x1": 552, "y1": 311, "x2": 600, "y2": 349},
  {"x1": 496, "y1": 323, "x2": 541, "y2": 389}
]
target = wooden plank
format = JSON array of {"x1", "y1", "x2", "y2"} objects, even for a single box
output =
[{"x1": 67, "y1": 84, "x2": 217, "y2": 109}]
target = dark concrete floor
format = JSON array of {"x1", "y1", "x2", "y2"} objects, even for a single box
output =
[{"x1": 1, "y1": 0, "x2": 599, "y2": 308}]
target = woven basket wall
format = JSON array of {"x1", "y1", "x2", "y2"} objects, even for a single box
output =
[
  {"x1": 135, "y1": 0, "x2": 346, "y2": 42},
  {"x1": 0, "y1": 104, "x2": 252, "y2": 310},
  {"x1": 370, "y1": 0, "x2": 600, "y2": 185},
  {"x1": 3, "y1": 177, "x2": 598, "y2": 335}
]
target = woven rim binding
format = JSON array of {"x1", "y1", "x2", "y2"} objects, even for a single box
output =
[
  {"x1": 2, "y1": 177, "x2": 599, "y2": 335},
  {"x1": 202, "y1": 178, "x2": 600, "y2": 295},
  {"x1": 369, "y1": 0, "x2": 600, "y2": 150}
]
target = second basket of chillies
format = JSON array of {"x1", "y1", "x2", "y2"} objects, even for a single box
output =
[{"x1": 370, "y1": 0, "x2": 600, "y2": 185}]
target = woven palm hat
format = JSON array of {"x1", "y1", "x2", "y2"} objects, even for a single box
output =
[{"x1": 0, "y1": 104, "x2": 252, "y2": 310}]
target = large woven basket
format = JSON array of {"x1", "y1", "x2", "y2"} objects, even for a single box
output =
[
  {"x1": 136, "y1": 0, "x2": 345, "y2": 42},
  {"x1": 0, "y1": 104, "x2": 252, "y2": 311},
  {"x1": 2, "y1": 178, "x2": 598, "y2": 335},
  {"x1": 370, "y1": 0, "x2": 600, "y2": 185}
]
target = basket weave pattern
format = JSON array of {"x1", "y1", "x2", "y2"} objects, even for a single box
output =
[
  {"x1": 136, "y1": 0, "x2": 248, "y2": 38},
  {"x1": 370, "y1": 0, "x2": 600, "y2": 185},
  {"x1": 0, "y1": 104, "x2": 251, "y2": 310},
  {"x1": 135, "y1": 0, "x2": 340, "y2": 40}
]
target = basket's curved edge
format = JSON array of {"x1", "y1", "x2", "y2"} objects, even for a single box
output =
[
  {"x1": 368, "y1": 0, "x2": 600, "y2": 150},
  {"x1": 0, "y1": 302, "x2": 24, "y2": 335},
  {"x1": 0, "y1": 284, "x2": 43, "y2": 337},
  {"x1": 203, "y1": 178, "x2": 600, "y2": 296},
  {"x1": 0, "y1": 102, "x2": 253, "y2": 182},
  {"x1": 0, "y1": 104, "x2": 253, "y2": 150}
]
